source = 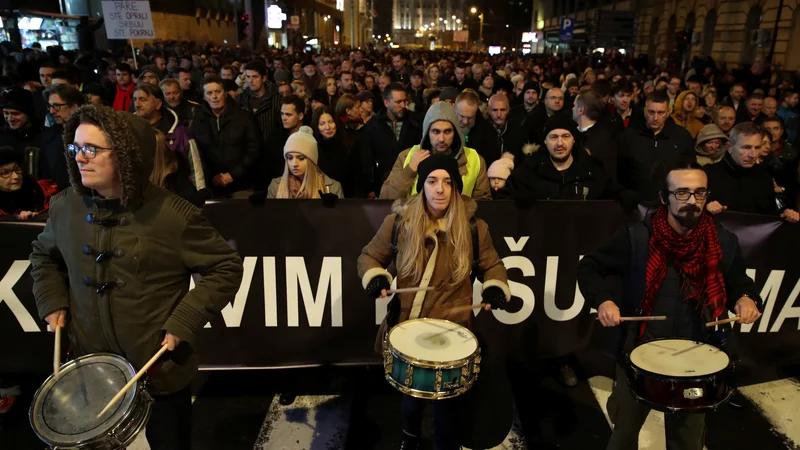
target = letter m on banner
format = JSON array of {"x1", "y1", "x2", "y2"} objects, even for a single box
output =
[{"x1": 286, "y1": 257, "x2": 343, "y2": 327}]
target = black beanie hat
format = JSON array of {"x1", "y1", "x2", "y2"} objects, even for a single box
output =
[
  {"x1": 416, "y1": 153, "x2": 463, "y2": 195},
  {"x1": 0, "y1": 88, "x2": 35, "y2": 119},
  {"x1": 522, "y1": 81, "x2": 540, "y2": 95},
  {"x1": 543, "y1": 114, "x2": 579, "y2": 140}
]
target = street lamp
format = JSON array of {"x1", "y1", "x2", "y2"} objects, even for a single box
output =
[
  {"x1": 451, "y1": 15, "x2": 456, "y2": 19},
  {"x1": 470, "y1": 8, "x2": 484, "y2": 43}
]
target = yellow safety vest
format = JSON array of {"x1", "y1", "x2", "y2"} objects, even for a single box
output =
[{"x1": 403, "y1": 145, "x2": 481, "y2": 197}]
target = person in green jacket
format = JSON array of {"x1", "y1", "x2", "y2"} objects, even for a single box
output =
[{"x1": 29, "y1": 105, "x2": 243, "y2": 450}]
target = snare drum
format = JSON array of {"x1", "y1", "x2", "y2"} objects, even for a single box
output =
[
  {"x1": 628, "y1": 338, "x2": 733, "y2": 413},
  {"x1": 30, "y1": 353, "x2": 153, "y2": 449},
  {"x1": 383, "y1": 318, "x2": 481, "y2": 400}
]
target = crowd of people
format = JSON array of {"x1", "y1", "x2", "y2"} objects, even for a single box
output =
[
  {"x1": 0, "y1": 39, "x2": 797, "y2": 449},
  {"x1": 0, "y1": 42, "x2": 797, "y2": 221}
]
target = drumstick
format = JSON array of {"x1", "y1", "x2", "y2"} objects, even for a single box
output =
[
  {"x1": 387, "y1": 286, "x2": 434, "y2": 295},
  {"x1": 96, "y1": 343, "x2": 168, "y2": 419},
  {"x1": 53, "y1": 326, "x2": 61, "y2": 376},
  {"x1": 594, "y1": 315, "x2": 667, "y2": 322},
  {"x1": 706, "y1": 316, "x2": 740, "y2": 327}
]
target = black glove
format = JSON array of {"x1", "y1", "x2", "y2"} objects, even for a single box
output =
[
  {"x1": 318, "y1": 190, "x2": 338, "y2": 208},
  {"x1": 482, "y1": 286, "x2": 507, "y2": 310},
  {"x1": 365, "y1": 276, "x2": 391, "y2": 299}
]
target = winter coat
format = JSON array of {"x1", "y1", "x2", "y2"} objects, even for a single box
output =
[
  {"x1": 776, "y1": 105, "x2": 798, "y2": 144},
  {"x1": 0, "y1": 174, "x2": 52, "y2": 216},
  {"x1": 578, "y1": 122, "x2": 618, "y2": 179},
  {"x1": 162, "y1": 152, "x2": 205, "y2": 207},
  {"x1": 705, "y1": 153, "x2": 780, "y2": 216},
  {"x1": 762, "y1": 141, "x2": 799, "y2": 208},
  {"x1": 318, "y1": 128, "x2": 360, "y2": 197},
  {"x1": 671, "y1": 91, "x2": 704, "y2": 139},
  {"x1": 190, "y1": 97, "x2": 264, "y2": 196},
  {"x1": 266, "y1": 174, "x2": 344, "y2": 199},
  {"x1": 599, "y1": 104, "x2": 645, "y2": 136},
  {"x1": 39, "y1": 125, "x2": 71, "y2": 192},
  {"x1": 29, "y1": 106, "x2": 243, "y2": 395},
  {"x1": 577, "y1": 211, "x2": 760, "y2": 355},
  {"x1": 465, "y1": 113, "x2": 502, "y2": 165},
  {"x1": 617, "y1": 119, "x2": 695, "y2": 203},
  {"x1": 171, "y1": 100, "x2": 199, "y2": 128},
  {"x1": 497, "y1": 143, "x2": 624, "y2": 202},
  {"x1": 359, "y1": 108, "x2": 424, "y2": 195},
  {"x1": 695, "y1": 123, "x2": 728, "y2": 166},
  {"x1": 357, "y1": 196, "x2": 509, "y2": 336},
  {"x1": 152, "y1": 107, "x2": 205, "y2": 191},
  {"x1": 380, "y1": 102, "x2": 491, "y2": 201},
  {"x1": 237, "y1": 85, "x2": 282, "y2": 145}
]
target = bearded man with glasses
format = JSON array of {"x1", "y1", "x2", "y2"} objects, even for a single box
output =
[{"x1": 578, "y1": 159, "x2": 763, "y2": 450}]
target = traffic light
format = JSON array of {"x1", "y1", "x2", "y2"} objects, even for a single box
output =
[
  {"x1": 238, "y1": 13, "x2": 250, "y2": 42},
  {"x1": 676, "y1": 31, "x2": 690, "y2": 50}
]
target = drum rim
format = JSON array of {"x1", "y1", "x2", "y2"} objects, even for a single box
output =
[
  {"x1": 627, "y1": 379, "x2": 734, "y2": 414},
  {"x1": 28, "y1": 352, "x2": 140, "y2": 445},
  {"x1": 387, "y1": 318, "x2": 480, "y2": 369},
  {"x1": 627, "y1": 337, "x2": 733, "y2": 381},
  {"x1": 386, "y1": 374, "x2": 477, "y2": 400}
]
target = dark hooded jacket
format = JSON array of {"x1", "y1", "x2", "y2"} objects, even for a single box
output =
[
  {"x1": 496, "y1": 141, "x2": 625, "y2": 202},
  {"x1": 705, "y1": 153, "x2": 781, "y2": 216},
  {"x1": 0, "y1": 123, "x2": 43, "y2": 177},
  {"x1": 29, "y1": 105, "x2": 243, "y2": 395},
  {"x1": 190, "y1": 96, "x2": 264, "y2": 196},
  {"x1": 359, "y1": 107, "x2": 424, "y2": 196}
]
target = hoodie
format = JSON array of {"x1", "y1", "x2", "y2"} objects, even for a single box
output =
[
  {"x1": 695, "y1": 123, "x2": 728, "y2": 166},
  {"x1": 63, "y1": 105, "x2": 156, "y2": 207},
  {"x1": 671, "y1": 90, "x2": 704, "y2": 139},
  {"x1": 379, "y1": 102, "x2": 491, "y2": 200}
]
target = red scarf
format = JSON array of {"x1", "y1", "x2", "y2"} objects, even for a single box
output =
[
  {"x1": 640, "y1": 207, "x2": 726, "y2": 338},
  {"x1": 113, "y1": 83, "x2": 134, "y2": 111}
]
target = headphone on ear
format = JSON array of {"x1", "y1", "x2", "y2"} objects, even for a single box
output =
[{"x1": 658, "y1": 190, "x2": 668, "y2": 205}]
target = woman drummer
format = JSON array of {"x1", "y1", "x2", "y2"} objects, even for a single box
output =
[{"x1": 357, "y1": 154, "x2": 510, "y2": 450}]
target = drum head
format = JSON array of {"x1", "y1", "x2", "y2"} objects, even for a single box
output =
[
  {"x1": 630, "y1": 339, "x2": 729, "y2": 377},
  {"x1": 388, "y1": 318, "x2": 478, "y2": 365},
  {"x1": 30, "y1": 353, "x2": 138, "y2": 445}
]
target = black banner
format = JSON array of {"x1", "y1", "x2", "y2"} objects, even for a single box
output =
[{"x1": 1, "y1": 200, "x2": 799, "y2": 376}]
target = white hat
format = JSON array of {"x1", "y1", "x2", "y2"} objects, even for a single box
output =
[
  {"x1": 488, "y1": 156, "x2": 515, "y2": 180},
  {"x1": 284, "y1": 126, "x2": 318, "y2": 165}
]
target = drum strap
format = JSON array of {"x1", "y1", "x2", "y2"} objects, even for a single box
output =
[{"x1": 390, "y1": 215, "x2": 481, "y2": 283}]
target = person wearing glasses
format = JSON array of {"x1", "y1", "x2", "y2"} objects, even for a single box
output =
[
  {"x1": 704, "y1": 122, "x2": 800, "y2": 223},
  {"x1": 28, "y1": 105, "x2": 243, "y2": 449},
  {"x1": 41, "y1": 85, "x2": 85, "y2": 192},
  {"x1": 0, "y1": 149, "x2": 51, "y2": 219},
  {"x1": 577, "y1": 158, "x2": 763, "y2": 450}
]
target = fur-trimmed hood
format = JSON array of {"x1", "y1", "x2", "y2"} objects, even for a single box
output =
[
  {"x1": 420, "y1": 101, "x2": 466, "y2": 158},
  {"x1": 63, "y1": 105, "x2": 156, "y2": 207},
  {"x1": 390, "y1": 194, "x2": 478, "y2": 219}
]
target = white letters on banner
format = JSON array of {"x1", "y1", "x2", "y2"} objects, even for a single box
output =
[
  {"x1": 101, "y1": 1, "x2": 155, "y2": 40},
  {"x1": 3, "y1": 259, "x2": 800, "y2": 333}
]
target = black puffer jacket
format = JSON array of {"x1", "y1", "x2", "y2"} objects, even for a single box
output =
[
  {"x1": 497, "y1": 144, "x2": 623, "y2": 202},
  {"x1": 190, "y1": 97, "x2": 264, "y2": 196}
]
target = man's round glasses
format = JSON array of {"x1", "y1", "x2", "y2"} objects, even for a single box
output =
[
  {"x1": 669, "y1": 189, "x2": 709, "y2": 202},
  {"x1": 67, "y1": 144, "x2": 113, "y2": 159}
]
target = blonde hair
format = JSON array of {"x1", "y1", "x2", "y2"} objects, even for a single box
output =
[
  {"x1": 396, "y1": 193, "x2": 472, "y2": 287},
  {"x1": 149, "y1": 129, "x2": 177, "y2": 187},
  {"x1": 275, "y1": 157, "x2": 326, "y2": 199}
]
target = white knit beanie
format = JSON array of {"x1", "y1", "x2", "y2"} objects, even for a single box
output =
[
  {"x1": 487, "y1": 156, "x2": 515, "y2": 180},
  {"x1": 284, "y1": 126, "x2": 318, "y2": 165}
]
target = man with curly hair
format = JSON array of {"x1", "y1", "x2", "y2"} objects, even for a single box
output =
[{"x1": 28, "y1": 105, "x2": 244, "y2": 449}]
